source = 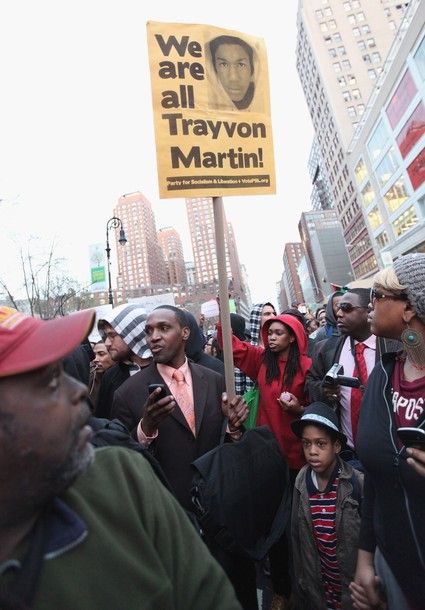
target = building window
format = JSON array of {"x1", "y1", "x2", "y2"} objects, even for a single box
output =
[
  {"x1": 396, "y1": 102, "x2": 425, "y2": 159},
  {"x1": 316, "y1": 9, "x2": 324, "y2": 18},
  {"x1": 386, "y1": 70, "x2": 417, "y2": 128},
  {"x1": 320, "y1": 22, "x2": 328, "y2": 32},
  {"x1": 376, "y1": 231, "x2": 389, "y2": 249},
  {"x1": 324, "y1": 6, "x2": 333, "y2": 16},
  {"x1": 368, "y1": 68, "x2": 377, "y2": 80},
  {"x1": 343, "y1": 90, "x2": 352, "y2": 101},
  {"x1": 368, "y1": 206, "x2": 383, "y2": 230},
  {"x1": 357, "y1": 11, "x2": 365, "y2": 21},
  {"x1": 367, "y1": 119, "x2": 389, "y2": 160},
  {"x1": 333, "y1": 62, "x2": 342, "y2": 73},
  {"x1": 372, "y1": 52, "x2": 381, "y2": 63},
  {"x1": 357, "y1": 40, "x2": 366, "y2": 50},
  {"x1": 389, "y1": 20, "x2": 397, "y2": 30},
  {"x1": 393, "y1": 206, "x2": 418, "y2": 236},
  {"x1": 362, "y1": 182, "x2": 375, "y2": 208},
  {"x1": 348, "y1": 106, "x2": 356, "y2": 118},
  {"x1": 353, "y1": 27, "x2": 360, "y2": 37},
  {"x1": 338, "y1": 45, "x2": 346, "y2": 55},
  {"x1": 342, "y1": 59, "x2": 351, "y2": 70},
  {"x1": 337, "y1": 75, "x2": 347, "y2": 87},
  {"x1": 363, "y1": 54, "x2": 371, "y2": 64},
  {"x1": 383, "y1": 178, "x2": 409, "y2": 213},
  {"x1": 329, "y1": 20, "x2": 337, "y2": 29},
  {"x1": 343, "y1": 1, "x2": 351, "y2": 10},
  {"x1": 367, "y1": 37, "x2": 376, "y2": 48},
  {"x1": 358, "y1": 104, "x2": 365, "y2": 115},
  {"x1": 324, "y1": 35, "x2": 332, "y2": 45},
  {"x1": 354, "y1": 158, "x2": 368, "y2": 184},
  {"x1": 332, "y1": 32, "x2": 342, "y2": 42},
  {"x1": 376, "y1": 147, "x2": 399, "y2": 188},
  {"x1": 407, "y1": 148, "x2": 425, "y2": 191},
  {"x1": 352, "y1": 88, "x2": 361, "y2": 99},
  {"x1": 362, "y1": 24, "x2": 371, "y2": 34},
  {"x1": 329, "y1": 47, "x2": 337, "y2": 58},
  {"x1": 348, "y1": 14, "x2": 356, "y2": 25},
  {"x1": 347, "y1": 74, "x2": 357, "y2": 85},
  {"x1": 384, "y1": 8, "x2": 391, "y2": 17}
]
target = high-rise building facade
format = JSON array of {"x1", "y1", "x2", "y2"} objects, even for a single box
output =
[
  {"x1": 282, "y1": 242, "x2": 305, "y2": 306},
  {"x1": 158, "y1": 227, "x2": 187, "y2": 286},
  {"x1": 186, "y1": 197, "x2": 249, "y2": 313},
  {"x1": 114, "y1": 192, "x2": 167, "y2": 293},
  {"x1": 348, "y1": 0, "x2": 425, "y2": 265},
  {"x1": 185, "y1": 261, "x2": 197, "y2": 286},
  {"x1": 298, "y1": 209, "x2": 353, "y2": 302},
  {"x1": 308, "y1": 137, "x2": 333, "y2": 210},
  {"x1": 296, "y1": 0, "x2": 409, "y2": 277}
]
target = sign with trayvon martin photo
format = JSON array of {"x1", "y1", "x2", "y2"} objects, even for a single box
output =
[{"x1": 147, "y1": 21, "x2": 276, "y2": 198}]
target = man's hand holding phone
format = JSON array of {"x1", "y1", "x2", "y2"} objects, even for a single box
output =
[{"x1": 141, "y1": 384, "x2": 175, "y2": 437}]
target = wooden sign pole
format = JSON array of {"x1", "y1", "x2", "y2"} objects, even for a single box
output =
[{"x1": 212, "y1": 196, "x2": 236, "y2": 400}]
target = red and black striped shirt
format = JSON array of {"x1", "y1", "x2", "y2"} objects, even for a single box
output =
[{"x1": 307, "y1": 465, "x2": 342, "y2": 610}]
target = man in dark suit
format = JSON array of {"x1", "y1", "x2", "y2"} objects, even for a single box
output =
[
  {"x1": 111, "y1": 306, "x2": 257, "y2": 610},
  {"x1": 305, "y1": 288, "x2": 400, "y2": 455},
  {"x1": 111, "y1": 305, "x2": 247, "y2": 511}
]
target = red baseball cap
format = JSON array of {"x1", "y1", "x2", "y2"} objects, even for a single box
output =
[{"x1": 0, "y1": 307, "x2": 95, "y2": 378}]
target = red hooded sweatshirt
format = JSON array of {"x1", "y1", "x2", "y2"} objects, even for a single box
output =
[{"x1": 217, "y1": 314, "x2": 311, "y2": 470}]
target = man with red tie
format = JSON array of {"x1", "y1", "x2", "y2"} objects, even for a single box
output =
[{"x1": 305, "y1": 289, "x2": 400, "y2": 455}]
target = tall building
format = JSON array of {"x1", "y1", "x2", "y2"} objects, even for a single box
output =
[
  {"x1": 186, "y1": 197, "x2": 244, "y2": 294},
  {"x1": 114, "y1": 192, "x2": 167, "y2": 293},
  {"x1": 296, "y1": 0, "x2": 409, "y2": 277},
  {"x1": 348, "y1": 0, "x2": 425, "y2": 265},
  {"x1": 298, "y1": 209, "x2": 353, "y2": 302},
  {"x1": 185, "y1": 261, "x2": 197, "y2": 286},
  {"x1": 158, "y1": 227, "x2": 187, "y2": 286},
  {"x1": 308, "y1": 137, "x2": 333, "y2": 210},
  {"x1": 282, "y1": 243, "x2": 305, "y2": 306}
]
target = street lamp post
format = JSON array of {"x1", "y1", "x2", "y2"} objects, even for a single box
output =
[{"x1": 105, "y1": 216, "x2": 127, "y2": 306}]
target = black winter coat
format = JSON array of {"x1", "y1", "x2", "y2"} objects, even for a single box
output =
[{"x1": 356, "y1": 352, "x2": 425, "y2": 610}]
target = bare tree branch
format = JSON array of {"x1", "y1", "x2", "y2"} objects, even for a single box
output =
[{"x1": 0, "y1": 279, "x2": 19, "y2": 310}]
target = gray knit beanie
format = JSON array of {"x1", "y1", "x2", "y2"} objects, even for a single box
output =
[{"x1": 393, "y1": 253, "x2": 425, "y2": 324}]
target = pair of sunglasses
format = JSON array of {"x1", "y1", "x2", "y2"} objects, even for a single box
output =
[
  {"x1": 370, "y1": 288, "x2": 408, "y2": 303},
  {"x1": 336, "y1": 302, "x2": 367, "y2": 313}
]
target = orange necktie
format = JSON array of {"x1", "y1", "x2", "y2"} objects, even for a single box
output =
[{"x1": 172, "y1": 369, "x2": 195, "y2": 435}]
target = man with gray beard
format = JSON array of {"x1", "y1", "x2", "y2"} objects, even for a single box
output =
[{"x1": 0, "y1": 307, "x2": 241, "y2": 610}]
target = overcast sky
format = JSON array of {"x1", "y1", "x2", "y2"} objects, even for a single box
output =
[{"x1": 0, "y1": 0, "x2": 314, "y2": 305}]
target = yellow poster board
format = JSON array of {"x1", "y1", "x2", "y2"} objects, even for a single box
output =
[{"x1": 147, "y1": 21, "x2": 276, "y2": 198}]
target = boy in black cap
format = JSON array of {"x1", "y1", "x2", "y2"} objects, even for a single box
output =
[{"x1": 290, "y1": 402, "x2": 364, "y2": 610}]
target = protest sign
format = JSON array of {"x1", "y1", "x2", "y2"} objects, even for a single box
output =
[
  {"x1": 147, "y1": 21, "x2": 275, "y2": 198},
  {"x1": 201, "y1": 299, "x2": 220, "y2": 318}
]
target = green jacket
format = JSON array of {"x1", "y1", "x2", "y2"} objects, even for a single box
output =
[
  {"x1": 291, "y1": 458, "x2": 363, "y2": 610},
  {"x1": 1, "y1": 447, "x2": 242, "y2": 610}
]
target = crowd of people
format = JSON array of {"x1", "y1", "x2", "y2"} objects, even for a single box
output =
[{"x1": 1, "y1": 253, "x2": 425, "y2": 610}]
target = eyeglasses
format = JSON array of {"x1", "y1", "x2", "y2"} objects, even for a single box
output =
[
  {"x1": 337, "y1": 302, "x2": 367, "y2": 313},
  {"x1": 370, "y1": 288, "x2": 408, "y2": 304}
]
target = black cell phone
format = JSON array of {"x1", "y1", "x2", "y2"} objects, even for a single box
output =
[
  {"x1": 397, "y1": 427, "x2": 425, "y2": 449},
  {"x1": 148, "y1": 383, "x2": 167, "y2": 399}
]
